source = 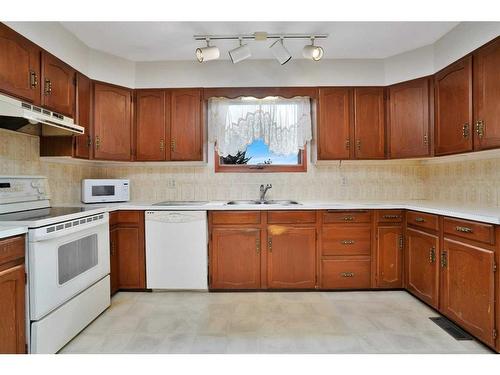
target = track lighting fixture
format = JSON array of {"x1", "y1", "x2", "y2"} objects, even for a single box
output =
[
  {"x1": 195, "y1": 38, "x2": 220, "y2": 63},
  {"x1": 228, "y1": 38, "x2": 252, "y2": 64},
  {"x1": 302, "y1": 38, "x2": 324, "y2": 61},
  {"x1": 269, "y1": 38, "x2": 292, "y2": 65},
  {"x1": 193, "y1": 33, "x2": 328, "y2": 64}
]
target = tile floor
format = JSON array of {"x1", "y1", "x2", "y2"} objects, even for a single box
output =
[{"x1": 59, "y1": 291, "x2": 493, "y2": 354}]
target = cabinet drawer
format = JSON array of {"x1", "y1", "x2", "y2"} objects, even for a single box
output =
[
  {"x1": 323, "y1": 210, "x2": 371, "y2": 224},
  {"x1": 267, "y1": 211, "x2": 316, "y2": 224},
  {"x1": 376, "y1": 210, "x2": 403, "y2": 223},
  {"x1": 211, "y1": 211, "x2": 261, "y2": 225},
  {"x1": 321, "y1": 258, "x2": 371, "y2": 289},
  {"x1": 321, "y1": 226, "x2": 371, "y2": 256},
  {"x1": 0, "y1": 235, "x2": 25, "y2": 267},
  {"x1": 406, "y1": 211, "x2": 439, "y2": 231},
  {"x1": 110, "y1": 210, "x2": 143, "y2": 226},
  {"x1": 443, "y1": 217, "x2": 495, "y2": 245}
]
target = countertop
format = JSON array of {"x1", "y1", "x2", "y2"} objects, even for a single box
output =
[
  {"x1": 67, "y1": 200, "x2": 500, "y2": 225},
  {"x1": 0, "y1": 225, "x2": 28, "y2": 239}
]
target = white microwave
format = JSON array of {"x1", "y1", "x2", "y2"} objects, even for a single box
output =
[{"x1": 81, "y1": 179, "x2": 130, "y2": 203}]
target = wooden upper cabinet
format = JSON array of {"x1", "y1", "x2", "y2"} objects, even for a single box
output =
[
  {"x1": 353, "y1": 87, "x2": 385, "y2": 159},
  {"x1": 406, "y1": 227, "x2": 439, "y2": 308},
  {"x1": 74, "y1": 73, "x2": 91, "y2": 159},
  {"x1": 41, "y1": 51, "x2": 75, "y2": 117},
  {"x1": 210, "y1": 227, "x2": 261, "y2": 289},
  {"x1": 376, "y1": 225, "x2": 403, "y2": 288},
  {"x1": 136, "y1": 90, "x2": 167, "y2": 161},
  {"x1": 434, "y1": 56, "x2": 473, "y2": 155},
  {"x1": 0, "y1": 23, "x2": 40, "y2": 104},
  {"x1": 170, "y1": 89, "x2": 203, "y2": 161},
  {"x1": 93, "y1": 82, "x2": 132, "y2": 161},
  {"x1": 388, "y1": 78, "x2": 431, "y2": 158},
  {"x1": 473, "y1": 37, "x2": 500, "y2": 151},
  {"x1": 440, "y1": 238, "x2": 495, "y2": 346},
  {"x1": 267, "y1": 226, "x2": 316, "y2": 289},
  {"x1": 317, "y1": 88, "x2": 352, "y2": 160}
]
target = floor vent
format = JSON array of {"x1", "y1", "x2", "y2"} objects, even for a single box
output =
[{"x1": 429, "y1": 317, "x2": 474, "y2": 340}]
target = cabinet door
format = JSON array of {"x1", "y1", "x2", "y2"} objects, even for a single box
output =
[
  {"x1": 0, "y1": 23, "x2": 40, "y2": 104},
  {"x1": 41, "y1": 51, "x2": 75, "y2": 117},
  {"x1": 0, "y1": 264, "x2": 26, "y2": 354},
  {"x1": 170, "y1": 89, "x2": 202, "y2": 161},
  {"x1": 440, "y1": 238, "x2": 495, "y2": 346},
  {"x1": 406, "y1": 228, "x2": 439, "y2": 308},
  {"x1": 109, "y1": 227, "x2": 119, "y2": 295},
  {"x1": 388, "y1": 78, "x2": 430, "y2": 158},
  {"x1": 317, "y1": 88, "x2": 352, "y2": 160},
  {"x1": 376, "y1": 226, "x2": 403, "y2": 288},
  {"x1": 354, "y1": 87, "x2": 385, "y2": 159},
  {"x1": 434, "y1": 56, "x2": 473, "y2": 155},
  {"x1": 93, "y1": 82, "x2": 132, "y2": 161},
  {"x1": 210, "y1": 227, "x2": 261, "y2": 289},
  {"x1": 116, "y1": 225, "x2": 145, "y2": 289},
  {"x1": 474, "y1": 37, "x2": 500, "y2": 151},
  {"x1": 136, "y1": 90, "x2": 166, "y2": 161},
  {"x1": 267, "y1": 226, "x2": 316, "y2": 289},
  {"x1": 74, "y1": 73, "x2": 91, "y2": 159}
]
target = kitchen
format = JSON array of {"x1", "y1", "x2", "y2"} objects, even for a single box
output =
[{"x1": 1, "y1": 1, "x2": 500, "y2": 372}]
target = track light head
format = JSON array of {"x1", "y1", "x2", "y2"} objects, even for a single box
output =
[
  {"x1": 196, "y1": 39, "x2": 220, "y2": 63},
  {"x1": 228, "y1": 38, "x2": 251, "y2": 64},
  {"x1": 269, "y1": 38, "x2": 292, "y2": 65},
  {"x1": 303, "y1": 38, "x2": 324, "y2": 61}
]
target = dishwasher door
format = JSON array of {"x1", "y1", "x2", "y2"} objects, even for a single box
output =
[{"x1": 145, "y1": 210, "x2": 208, "y2": 290}]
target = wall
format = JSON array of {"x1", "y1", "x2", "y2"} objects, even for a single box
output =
[{"x1": 0, "y1": 128, "x2": 98, "y2": 204}]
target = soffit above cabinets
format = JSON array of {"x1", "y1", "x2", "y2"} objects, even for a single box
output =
[{"x1": 59, "y1": 21, "x2": 458, "y2": 62}]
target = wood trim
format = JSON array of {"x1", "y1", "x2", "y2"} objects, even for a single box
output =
[
  {"x1": 214, "y1": 148, "x2": 307, "y2": 173},
  {"x1": 203, "y1": 87, "x2": 318, "y2": 100}
]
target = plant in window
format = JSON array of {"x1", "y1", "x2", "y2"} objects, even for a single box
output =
[{"x1": 220, "y1": 150, "x2": 252, "y2": 165}]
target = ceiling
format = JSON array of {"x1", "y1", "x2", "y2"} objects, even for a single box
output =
[{"x1": 60, "y1": 22, "x2": 459, "y2": 62}]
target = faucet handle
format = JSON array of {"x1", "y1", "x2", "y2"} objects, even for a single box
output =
[{"x1": 267, "y1": 184, "x2": 272, "y2": 188}]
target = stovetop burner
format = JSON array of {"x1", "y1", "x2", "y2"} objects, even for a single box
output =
[{"x1": 0, "y1": 206, "x2": 88, "y2": 222}]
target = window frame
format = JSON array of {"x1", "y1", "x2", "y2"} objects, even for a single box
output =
[{"x1": 214, "y1": 147, "x2": 307, "y2": 173}]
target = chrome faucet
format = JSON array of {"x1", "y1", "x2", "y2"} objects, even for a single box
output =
[{"x1": 259, "y1": 184, "x2": 272, "y2": 202}]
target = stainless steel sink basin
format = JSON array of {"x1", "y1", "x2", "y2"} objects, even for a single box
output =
[
  {"x1": 226, "y1": 200, "x2": 300, "y2": 206},
  {"x1": 153, "y1": 201, "x2": 208, "y2": 206},
  {"x1": 263, "y1": 200, "x2": 300, "y2": 205}
]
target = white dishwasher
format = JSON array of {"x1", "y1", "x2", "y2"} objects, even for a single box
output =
[{"x1": 145, "y1": 211, "x2": 208, "y2": 290}]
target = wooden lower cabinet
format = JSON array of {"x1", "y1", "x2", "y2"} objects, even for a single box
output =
[
  {"x1": 406, "y1": 227, "x2": 439, "y2": 308},
  {"x1": 376, "y1": 225, "x2": 403, "y2": 288},
  {"x1": 109, "y1": 211, "x2": 146, "y2": 293},
  {"x1": 440, "y1": 238, "x2": 496, "y2": 346},
  {"x1": 0, "y1": 235, "x2": 26, "y2": 354},
  {"x1": 267, "y1": 226, "x2": 316, "y2": 289},
  {"x1": 321, "y1": 257, "x2": 371, "y2": 289},
  {"x1": 210, "y1": 227, "x2": 261, "y2": 289}
]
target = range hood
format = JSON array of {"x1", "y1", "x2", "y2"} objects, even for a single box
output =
[{"x1": 0, "y1": 93, "x2": 84, "y2": 136}]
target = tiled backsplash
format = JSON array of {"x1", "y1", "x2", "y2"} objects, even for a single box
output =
[{"x1": 2, "y1": 128, "x2": 500, "y2": 206}]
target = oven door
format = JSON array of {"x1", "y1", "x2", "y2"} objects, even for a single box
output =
[{"x1": 28, "y1": 213, "x2": 110, "y2": 321}]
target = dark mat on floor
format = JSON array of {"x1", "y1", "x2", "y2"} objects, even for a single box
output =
[{"x1": 429, "y1": 317, "x2": 474, "y2": 340}]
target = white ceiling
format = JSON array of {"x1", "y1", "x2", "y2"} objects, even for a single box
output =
[{"x1": 59, "y1": 22, "x2": 459, "y2": 62}]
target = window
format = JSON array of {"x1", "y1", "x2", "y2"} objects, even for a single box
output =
[{"x1": 209, "y1": 96, "x2": 311, "y2": 173}]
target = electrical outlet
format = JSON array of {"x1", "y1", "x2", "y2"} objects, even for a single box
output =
[
  {"x1": 166, "y1": 179, "x2": 176, "y2": 189},
  {"x1": 341, "y1": 176, "x2": 348, "y2": 186}
]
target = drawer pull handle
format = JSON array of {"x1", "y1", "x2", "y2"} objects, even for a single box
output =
[
  {"x1": 268, "y1": 237, "x2": 272, "y2": 253},
  {"x1": 455, "y1": 226, "x2": 473, "y2": 233},
  {"x1": 341, "y1": 272, "x2": 354, "y2": 278},
  {"x1": 383, "y1": 214, "x2": 401, "y2": 219},
  {"x1": 343, "y1": 216, "x2": 354, "y2": 221},
  {"x1": 256, "y1": 238, "x2": 260, "y2": 254},
  {"x1": 340, "y1": 240, "x2": 355, "y2": 245},
  {"x1": 415, "y1": 217, "x2": 425, "y2": 223},
  {"x1": 441, "y1": 250, "x2": 447, "y2": 268}
]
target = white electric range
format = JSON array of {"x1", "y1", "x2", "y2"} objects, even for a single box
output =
[{"x1": 0, "y1": 176, "x2": 111, "y2": 354}]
